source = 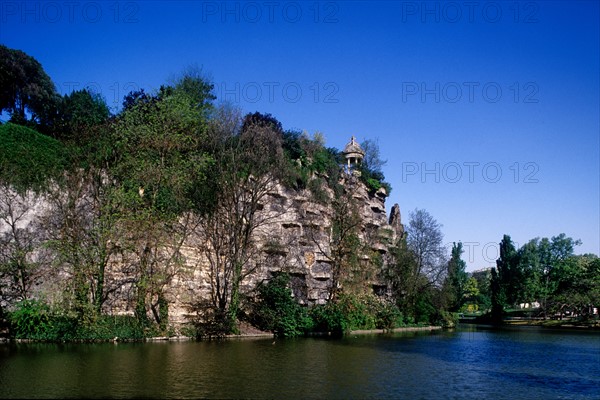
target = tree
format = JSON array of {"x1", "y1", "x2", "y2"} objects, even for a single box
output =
[
  {"x1": 388, "y1": 236, "x2": 418, "y2": 314},
  {"x1": 252, "y1": 273, "x2": 311, "y2": 337},
  {"x1": 191, "y1": 108, "x2": 286, "y2": 333},
  {"x1": 491, "y1": 235, "x2": 519, "y2": 323},
  {"x1": 0, "y1": 186, "x2": 49, "y2": 305},
  {"x1": 110, "y1": 78, "x2": 214, "y2": 327},
  {"x1": 42, "y1": 167, "x2": 122, "y2": 319},
  {"x1": 406, "y1": 209, "x2": 447, "y2": 286},
  {"x1": 445, "y1": 242, "x2": 468, "y2": 311},
  {"x1": 389, "y1": 209, "x2": 447, "y2": 322},
  {"x1": 0, "y1": 45, "x2": 60, "y2": 127},
  {"x1": 325, "y1": 185, "x2": 363, "y2": 301},
  {"x1": 536, "y1": 234, "x2": 581, "y2": 317},
  {"x1": 241, "y1": 112, "x2": 283, "y2": 137},
  {"x1": 546, "y1": 255, "x2": 592, "y2": 319},
  {"x1": 55, "y1": 89, "x2": 111, "y2": 140},
  {"x1": 360, "y1": 138, "x2": 387, "y2": 176},
  {"x1": 515, "y1": 234, "x2": 582, "y2": 318},
  {"x1": 122, "y1": 88, "x2": 153, "y2": 112},
  {"x1": 0, "y1": 123, "x2": 67, "y2": 193},
  {"x1": 463, "y1": 277, "x2": 480, "y2": 309},
  {"x1": 359, "y1": 139, "x2": 391, "y2": 194}
]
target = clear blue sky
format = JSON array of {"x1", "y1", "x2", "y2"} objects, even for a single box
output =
[{"x1": 1, "y1": 1, "x2": 598, "y2": 270}]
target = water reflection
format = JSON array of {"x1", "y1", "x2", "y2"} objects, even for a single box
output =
[{"x1": 1, "y1": 326, "x2": 598, "y2": 399}]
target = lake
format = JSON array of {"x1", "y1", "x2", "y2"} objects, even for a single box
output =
[{"x1": 1, "y1": 325, "x2": 598, "y2": 399}]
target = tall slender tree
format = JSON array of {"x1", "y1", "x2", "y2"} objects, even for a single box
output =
[{"x1": 445, "y1": 242, "x2": 468, "y2": 311}]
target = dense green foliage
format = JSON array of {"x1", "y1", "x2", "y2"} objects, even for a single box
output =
[
  {"x1": 490, "y1": 234, "x2": 598, "y2": 323},
  {"x1": 252, "y1": 274, "x2": 313, "y2": 337},
  {"x1": 54, "y1": 89, "x2": 111, "y2": 140},
  {"x1": 444, "y1": 242, "x2": 469, "y2": 312},
  {"x1": 0, "y1": 123, "x2": 67, "y2": 192},
  {"x1": 0, "y1": 45, "x2": 60, "y2": 127},
  {"x1": 387, "y1": 209, "x2": 453, "y2": 325},
  {"x1": 8, "y1": 299, "x2": 148, "y2": 341},
  {"x1": 251, "y1": 275, "x2": 406, "y2": 337}
]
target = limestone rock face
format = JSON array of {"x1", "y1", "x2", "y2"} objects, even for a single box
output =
[
  {"x1": 1, "y1": 177, "x2": 404, "y2": 326},
  {"x1": 180, "y1": 176, "x2": 401, "y2": 316}
]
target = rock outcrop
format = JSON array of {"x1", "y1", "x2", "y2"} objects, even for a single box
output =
[
  {"x1": 163, "y1": 174, "x2": 404, "y2": 323},
  {"x1": 1, "y1": 175, "x2": 403, "y2": 326}
]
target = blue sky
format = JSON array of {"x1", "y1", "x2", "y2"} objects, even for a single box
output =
[{"x1": 1, "y1": 1, "x2": 598, "y2": 270}]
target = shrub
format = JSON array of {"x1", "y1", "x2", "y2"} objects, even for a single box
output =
[
  {"x1": 309, "y1": 302, "x2": 348, "y2": 336},
  {"x1": 8, "y1": 299, "x2": 150, "y2": 341},
  {"x1": 253, "y1": 273, "x2": 312, "y2": 337},
  {"x1": 375, "y1": 301, "x2": 404, "y2": 330},
  {"x1": 8, "y1": 299, "x2": 55, "y2": 340},
  {"x1": 307, "y1": 177, "x2": 329, "y2": 204},
  {"x1": 188, "y1": 301, "x2": 234, "y2": 339},
  {"x1": 309, "y1": 294, "x2": 404, "y2": 334},
  {"x1": 433, "y1": 310, "x2": 459, "y2": 328}
]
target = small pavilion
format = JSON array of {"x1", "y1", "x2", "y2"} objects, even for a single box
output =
[{"x1": 342, "y1": 136, "x2": 365, "y2": 171}]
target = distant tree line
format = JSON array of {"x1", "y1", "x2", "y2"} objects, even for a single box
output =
[{"x1": 490, "y1": 234, "x2": 599, "y2": 323}]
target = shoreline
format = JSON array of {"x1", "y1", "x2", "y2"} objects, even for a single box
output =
[{"x1": 2, "y1": 325, "x2": 445, "y2": 344}]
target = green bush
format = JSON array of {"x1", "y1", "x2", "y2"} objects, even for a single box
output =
[
  {"x1": 375, "y1": 301, "x2": 404, "y2": 330},
  {"x1": 69, "y1": 314, "x2": 149, "y2": 341},
  {"x1": 309, "y1": 302, "x2": 348, "y2": 336},
  {"x1": 309, "y1": 294, "x2": 404, "y2": 334},
  {"x1": 433, "y1": 311, "x2": 459, "y2": 328},
  {"x1": 8, "y1": 299, "x2": 149, "y2": 341},
  {"x1": 8, "y1": 299, "x2": 55, "y2": 340},
  {"x1": 253, "y1": 274, "x2": 312, "y2": 337},
  {"x1": 338, "y1": 294, "x2": 377, "y2": 330}
]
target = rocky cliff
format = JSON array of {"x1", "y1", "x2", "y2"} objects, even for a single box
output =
[
  {"x1": 1, "y1": 174, "x2": 403, "y2": 327},
  {"x1": 160, "y1": 174, "x2": 404, "y2": 324}
]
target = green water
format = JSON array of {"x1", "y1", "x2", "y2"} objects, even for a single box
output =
[{"x1": 1, "y1": 326, "x2": 599, "y2": 399}]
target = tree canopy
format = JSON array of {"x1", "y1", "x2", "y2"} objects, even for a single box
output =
[{"x1": 0, "y1": 45, "x2": 60, "y2": 126}]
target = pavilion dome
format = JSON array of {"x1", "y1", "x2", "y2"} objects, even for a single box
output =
[{"x1": 343, "y1": 136, "x2": 365, "y2": 158}]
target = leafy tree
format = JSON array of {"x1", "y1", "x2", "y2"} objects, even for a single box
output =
[
  {"x1": 359, "y1": 138, "x2": 391, "y2": 194},
  {"x1": 536, "y1": 234, "x2": 581, "y2": 317},
  {"x1": 463, "y1": 277, "x2": 480, "y2": 309},
  {"x1": 445, "y1": 242, "x2": 468, "y2": 311},
  {"x1": 169, "y1": 65, "x2": 216, "y2": 111},
  {"x1": 55, "y1": 89, "x2": 110, "y2": 140},
  {"x1": 42, "y1": 165, "x2": 126, "y2": 320},
  {"x1": 388, "y1": 236, "x2": 417, "y2": 312},
  {"x1": 110, "y1": 78, "x2": 214, "y2": 327},
  {"x1": 360, "y1": 138, "x2": 387, "y2": 176},
  {"x1": 471, "y1": 269, "x2": 492, "y2": 310},
  {"x1": 328, "y1": 187, "x2": 363, "y2": 300},
  {"x1": 491, "y1": 235, "x2": 520, "y2": 322},
  {"x1": 303, "y1": 174, "x2": 367, "y2": 302},
  {"x1": 0, "y1": 45, "x2": 60, "y2": 127},
  {"x1": 506, "y1": 234, "x2": 583, "y2": 319},
  {"x1": 192, "y1": 106, "x2": 286, "y2": 333},
  {"x1": 241, "y1": 112, "x2": 283, "y2": 137},
  {"x1": 122, "y1": 88, "x2": 154, "y2": 112}
]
